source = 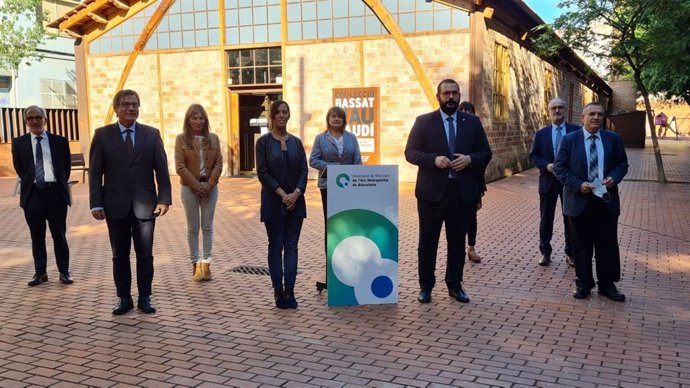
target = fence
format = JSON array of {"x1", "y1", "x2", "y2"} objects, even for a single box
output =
[{"x1": 0, "y1": 107, "x2": 79, "y2": 143}]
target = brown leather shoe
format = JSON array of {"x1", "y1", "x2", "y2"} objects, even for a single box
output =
[
  {"x1": 193, "y1": 263, "x2": 203, "y2": 282},
  {"x1": 467, "y1": 247, "x2": 482, "y2": 263},
  {"x1": 201, "y1": 263, "x2": 212, "y2": 281}
]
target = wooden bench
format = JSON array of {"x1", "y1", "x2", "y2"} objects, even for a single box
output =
[{"x1": 71, "y1": 153, "x2": 88, "y2": 183}]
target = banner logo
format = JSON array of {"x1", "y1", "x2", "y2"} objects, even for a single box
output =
[{"x1": 335, "y1": 173, "x2": 351, "y2": 188}]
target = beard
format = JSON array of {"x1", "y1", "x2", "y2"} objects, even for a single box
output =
[{"x1": 440, "y1": 100, "x2": 458, "y2": 115}]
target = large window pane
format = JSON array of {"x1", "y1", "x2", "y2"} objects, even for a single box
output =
[
  {"x1": 349, "y1": 0, "x2": 364, "y2": 16},
  {"x1": 382, "y1": 0, "x2": 397, "y2": 13},
  {"x1": 317, "y1": 0, "x2": 332, "y2": 19},
  {"x1": 171, "y1": 31, "x2": 183, "y2": 48},
  {"x1": 229, "y1": 69, "x2": 240, "y2": 85},
  {"x1": 168, "y1": 14, "x2": 182, "y2": 30},
  {"x1": 255, "y1": 49, "x2": 268, "y2": 66},
  {"x1": 302, "y1": 1, "x2": 316, "y2": 20},
  {"x1": 209, "y1": 29, "x2": 219, "y2": 45},
  {"x1": 254, "y1": 6, "x2": 267, "y2": 24},
  {"x1": 268, "y1": 5, "x2": 280, "y2": 23},
  {"x1": 195, "y1": 30, "x2": 208, "y2": 46},
  {"x1": 269, "y1": 47, "x2": 281, "y2": 65},
  {"x1": 417, "y1": 12, "x2": 432, "y2": 31},
  {"x1": 268, "y1": 24, "x2": 281, "y2": 42},
  {"x1": 318, "y1": 19, "x2": 332, "y2": 38},
  {"x1": 288, "y1": 22, "x2": 301, "y2": 40},
  {"x1": 239, "y1": 7, "x2": 252, "y2": 25},
  {"x1": 399, "y1": 1, "x2": 414, "y2": 12},
  {"x1": 241, "y1": 69, "x2": 254, "y2": 84},
  {"x1": 240, "y1": 50, "x2": 253, "y2": 66},
  {"x1": 270, "y1": 67, "x2": 281, "y2": 83},
  {"x1": 240, "y1": 26, "x2": 254, "y2": 43},
  {"x1": 256, "y1": 67, "x2": 269, "y2": 84},
  {"x1": 228, "y1": 51, "x2": 240, "y2": 67},
  {"x1": 208, "y1": 11, "x2": 219, "y2": 28},
  {"x1": 158, "y1": 32, "x2": 170, "y2": 49},
  {"x1": 350, "y1": 17, "x2": 364, "y2": 36},
  {"x1": 195, "y1": 12, "x2": 208, "y2": 29},
  {"x1": 365, "y1": 15, "x2": 383, "y2": 35},
  {"x1": 399, "y1": 13, "x2": 414, "y2": 33},
  {"x1": 226, "y1": 28, "x2": 240, "y2": 44},
  {"x1": 303, "y1": 21, "x2": 317, "y2": 39},
  {"x1": 183, "y1": 31, "x2": 195, "y2": 47},
  {"x1": 333, "y1": 18, "x2": 348, "y2": 37},
  {"x1": 287, "y1": 3, "x2": 301, "y2": 22},
  {"x1": 434, "y1": 9, "x2": 451, "y2": 30},
  {"x1": 254, "y1": 25, "x2": 268, "y2": 42},
  {"x1": 226, "y1": 9, "x2": 238, "y2": 27},
  {"x1": 181, "y1": 14, "x2": 194, "y2": 30}
]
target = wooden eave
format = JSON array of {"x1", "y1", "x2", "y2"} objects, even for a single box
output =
[{"x1": 47, "y1": 0, "x2": 138, "y2": 38}]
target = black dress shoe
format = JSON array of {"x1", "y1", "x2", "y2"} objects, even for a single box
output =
[
  {"x1": 138, "y1": 296, "x2": 156, "y2": 314},
  {"x1": 538, "y1": 255, "x2": 551, "y2": 266},
  {"x1": 28, "y1": 273, "x2": 48, "y2": 287},
  {"x1": 112, "y1": 297, "x2": 134, "y2": 315},
  {"x1": 565, "y1": 256, "x2": 575, "y2": 267},
  {"x1": 573, "y1": 287, "x2": 591, "y2": 299},
  {"x1": 598, "y1": 286, "x2": 626, "y2": 302},
  {"x1": 417, "y1": 290, "x2": 431, "y2": 303},
  {"x1": 59, "y1": 272, "x2": 74, "y2": 284},
  {"x1": 448, "y1": 288, "x2": 470, "y2": 303}
]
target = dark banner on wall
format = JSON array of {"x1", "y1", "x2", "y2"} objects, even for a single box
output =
[{"x1": 332, "y1": 87, "x2": 380, "y2": 165}]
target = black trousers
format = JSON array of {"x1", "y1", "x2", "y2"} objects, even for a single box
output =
[
  {"x1": 319, "y1": 188, "x2": 328, "y2": 259},
  {"x1": 569, "y1": 196, "x2": 621, "y2": 290},
  {"x1": 106, "y1": 208, "x2": 156, "y2": 298},
  {"x1": 417, "y1": 181, "x2": 474, "y2": 292},
  {"x1": 539, "y1": 184, "x2": 572, "y2": 256},
  {"x1": 22, "y1": 184, "x2": 69, "y2": 275}
]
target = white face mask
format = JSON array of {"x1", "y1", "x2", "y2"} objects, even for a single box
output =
[{"x1": 592, "y1": 177, "x2": 611, "y2": 203}]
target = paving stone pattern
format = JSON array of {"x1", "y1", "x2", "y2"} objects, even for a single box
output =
[{"x1": 0, "y1": 139, "x2": 688, "y2": 387}]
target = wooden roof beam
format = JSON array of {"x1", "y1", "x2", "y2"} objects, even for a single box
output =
[
  {"x1": 57, "y1": 0, "x2": 114, "y2": 32},
  {"x1": 109, "y1": 0, "x2": 130, "y2": 11},
  {"x1": 88, "y1": 12, "x2": 109, "y2": 24}
]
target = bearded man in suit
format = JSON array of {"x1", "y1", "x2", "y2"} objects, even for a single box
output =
[
  {"x1": 405, "y1": 79, "x2": 492, "y2": 304},
  {"x1": 89, "y1": 89, "x2": 172, "y2": 315},
  {"x1": 12, "y1": 105, "x2": 73, "y2": 286}
]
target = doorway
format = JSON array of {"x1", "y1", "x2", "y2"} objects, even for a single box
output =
[{"x1": 238, "y1": 92, "x2": 281, "y2": 172}]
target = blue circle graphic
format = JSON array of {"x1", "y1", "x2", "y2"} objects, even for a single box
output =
[{"x1": 371, "y1": 276, "x2": 393, "y2": 298}]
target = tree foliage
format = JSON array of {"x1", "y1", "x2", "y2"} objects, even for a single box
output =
[
  {"x1": 531, "y1": 0, "x2": 683, "y2": 183},
  {"x1": 640, "y1": 0, "x2": 690, "y2": 104},
  {"x1": 0, "y1": 0, "x2": 55, "y2": 71}
]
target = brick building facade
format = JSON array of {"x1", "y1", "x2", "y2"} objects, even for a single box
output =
[{"x1": 45, "y1": 0, "x2": 610, "y2": 183}]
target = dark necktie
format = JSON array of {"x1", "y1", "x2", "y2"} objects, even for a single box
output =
[
  {"x1": 34, "y1": 137, "x2": 46, "y2": 188},
  {"x1": 124, "y1": 129, "x2": 134, "y2": 158},
  {"x1": 588, "y1": 134, "x2": 598, "y2": 182},
  {"x1": 554, "y1": 125, "x2": 563, "y2": 155},
  {"x1": 447, "y1": 116, "x2": 456, "y2": 153}
]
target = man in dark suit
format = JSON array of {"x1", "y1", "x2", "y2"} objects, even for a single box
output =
[
  {"x1": 529, "y1": 98, "x2": 578, "y2": 267},
  {"x1": 554, "y1": 102, "x2": 628, "y2": 302},
  {"x1": 405, "y1": 79, "x2": 492, "y2": 304},
  {"x1": 12, "y1": 105, "x2": 73, "y2": 286},
  {"x1": 89, "y1": 89, "x2": 172, "y2": 315}
]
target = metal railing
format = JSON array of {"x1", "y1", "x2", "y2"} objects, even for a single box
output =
[{"x1": 1, "y1": 107, "x2": 79, "y2": 143}]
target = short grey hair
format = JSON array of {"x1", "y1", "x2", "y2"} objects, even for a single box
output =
[{"x1": 24, "y1": 105, "x2": 47, "y2": 118}]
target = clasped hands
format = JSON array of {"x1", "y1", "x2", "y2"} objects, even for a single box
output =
[
  {"x1": 195, "y1": 182, "x2": 211, "y2": 198},
  {"x1": 435, "y1": 153, "x2": 471, "y2": 171},
  {"x1": 579, "y1": 177, "x2": 615, "y2": 194},
  {"x1": 282, "y1": 190, "x2": 301, "y2": 211}
]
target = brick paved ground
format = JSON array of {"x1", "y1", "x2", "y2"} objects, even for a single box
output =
[{"x1": 0, "y1": 139, "x2": 688, "y2": 388}]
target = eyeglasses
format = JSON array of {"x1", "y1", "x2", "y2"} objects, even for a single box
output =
[
  {"x1": 118, "y1": 102, "x2": 140, "y2": 109},
  {"x1": 25, "y1": 116, "x2": 45, "y2": 121},
  {"x1": 549, "y1": 105, "x2": 566, "y2": 111}
]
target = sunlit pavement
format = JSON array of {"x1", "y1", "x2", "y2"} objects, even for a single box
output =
[{"x1": 0, "y1": 139, "x2": 688, "y2": 387}]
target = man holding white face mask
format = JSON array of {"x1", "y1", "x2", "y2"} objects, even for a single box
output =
[{"x1": 553, "y1": 102, "x2": 629, "y2": 302}]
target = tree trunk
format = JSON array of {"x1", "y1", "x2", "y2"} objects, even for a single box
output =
[{"x1": 635, "y1": 73, "x2": 667, "y2": 183}]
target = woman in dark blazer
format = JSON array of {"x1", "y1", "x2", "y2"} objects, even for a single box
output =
[
  {"x1": 256, "y1": 100, "x2": 308, "y2": 309},
  {"x1": 309, "y1": 106, "x2": 362, "y2": 264}
]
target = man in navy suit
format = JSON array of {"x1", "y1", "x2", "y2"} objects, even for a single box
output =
[
  {"x1": 405, "y1": 79, "x2": 492, "y2": 304},
  {"x1": 12, "y1": 105, "x2": 73, "y2": 286},
  {"x1": 90, "y1": 90, "x2": 172, "y2": 314},
  {"x1": 554, "y1": 102, "x2": 628, "y2": 301},
  {"x1": 529, "y1": 98, "x2": 578, "y2": 267}
]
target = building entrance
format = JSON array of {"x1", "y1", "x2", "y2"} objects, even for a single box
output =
[{"x1": 238, "y1": 92, "x2": 281, "y2": 172}]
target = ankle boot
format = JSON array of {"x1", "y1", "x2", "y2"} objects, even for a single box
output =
[
  {"x1": 284, "y1": 287, "x2": 298, "y2": 309},
  {"x1": 274, "y1": 288, "x2": 287, "y2": 309},
  {"x1": 193, "y1": 262, "x2": 203, "y2": 282},
  {"x1": 201, "y1": 263, "x2": 212, "y2": 281}
]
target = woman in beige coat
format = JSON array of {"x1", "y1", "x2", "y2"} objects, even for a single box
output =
[{"x1": 175, "y1": 104, "x2": 223, "y2": 281}]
